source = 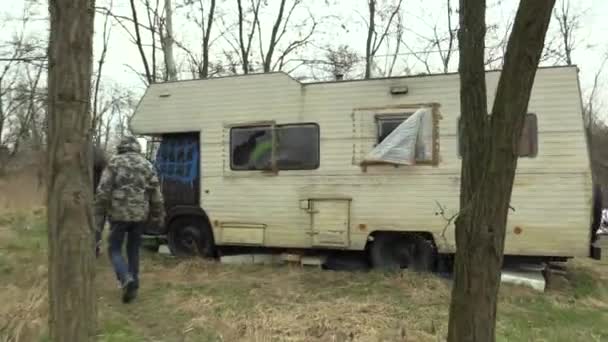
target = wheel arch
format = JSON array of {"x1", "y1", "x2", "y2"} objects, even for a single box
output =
[
  {"x1": 166, "y1": 205, "x2": 214, "y2": 241},
  {"x1": 366, "y1": 230, "x2": 437, "y2": 250}
]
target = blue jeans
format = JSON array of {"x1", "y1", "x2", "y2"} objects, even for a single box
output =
[{"x1": 108, "y1": 222, "x2": 143, "y2": 288}]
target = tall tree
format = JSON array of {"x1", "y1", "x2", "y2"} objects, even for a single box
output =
[
  {"x1": 325, "y1": 44, "x2": 359, "y2": 80},
  {"x1": 447, "y1": 1, "x2": 555, "y2": 342},
  {"x1": 47, "y1": 0, "x2": 97, "y2": 340},
  {"x1": 129, "y1": 0, "x2": 155, "y2": 83},
  {"x1": 365, "y1": 0, "x2": 403, "y2": 79},
  {"x1": 236, "y1": 0, "x2": 261, "y2": 74},
  {"x1": 176, "y1": 0, "x2": 217, "y2": 79},
  {"x1": 552, "y1": 0, "x2": 581, "y2": 66},
  {"x1": 161, "y1": 0, "x2": 178, "y2": 81},
  {"x1": 92, "y1": 1, "x2": 112, "y2": 142},
  {"x1": 0, "y1": 2, "x2": 44, "y2": 149},
  {"x1": 261, "y1": 0, "x2": 318, "y2": 73}
]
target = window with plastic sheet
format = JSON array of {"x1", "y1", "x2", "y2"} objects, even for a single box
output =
[
  {"x1": 230, "y1": 123, "x2": 320, "y2": 171},
  {"x1": 377, "y1": 113, "x2": 414, "y2": 143},
  {"x1": 362, "y1": 107, "x2": 435, "y2": 165},
  {"x1": 457, "y1": 113, "x2": 538, "y2": 157},
  {"x1": 155, "y1": 136, "x2": 199, "y2": 182}
]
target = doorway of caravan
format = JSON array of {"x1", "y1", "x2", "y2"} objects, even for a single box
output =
[{"x1": 152, "y1": 132, "x2": 201, "y2": 218}]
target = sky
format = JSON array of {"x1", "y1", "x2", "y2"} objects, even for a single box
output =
[{"x1": 1, "y1": 0, "x2": 607, "y2": 121}]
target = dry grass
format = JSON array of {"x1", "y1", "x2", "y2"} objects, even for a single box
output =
[
  {"x1": 0, "y1": 166, "x2": 45, "y2": 214},
  {"x1": 0, "y1": 273, "x2": 48, "y2": 342},
  {"x1": 0, "y1": 210, "x2": 607, "y2": 341}
]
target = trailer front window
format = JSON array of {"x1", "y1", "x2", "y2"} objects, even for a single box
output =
[{"x1": 230, "y1": 123, "x2": 320, "y2": 171}]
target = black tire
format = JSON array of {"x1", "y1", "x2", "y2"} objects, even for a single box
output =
[
  {"x1": 167, "y1": 216, "x2": 215, "y2": 258},
  {"x1": 370, "y1": 233, "x2": 435, "y2": 272},
  {"x1": 323, "y1": 253, "x2": 371, "y2": 272}
]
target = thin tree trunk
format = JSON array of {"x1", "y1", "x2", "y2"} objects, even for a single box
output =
[
  {"x1": 0, "y1": 81, "x2": 4, "y2": 147},
  {"x1": 129, "y1": 0, "x2": 153, "y2": 84},
  {"x1": 47, "y1": 0, "x2": 97, "y2": 340},
  {"x1": 365, "y1": 0, "x2": 375, "y2": 79},
  {"x1": 263, "y1": 0, "x2": 287, "y2": 73},
  {"x1": 26, "y1": 65, "x2": 43, "y2": 150},
  {"x1": 237, "y1": 0, "x2": 248, "y2": 74},
  {"x1": 447, "y1": 1, "x2": 555, "y2": 342},
  {"x1": 201, "y1": 0, "x2": 215, "y2": 78},
  {"x1": 443, "y1": 0, "x2": 454, "y2": 74},
  {"x1": 149, "y1": 0, "x2": 159, "y2": 82},
  {"x1": 163, "y1": 0, "x2": 178, "y2": 81},
  {"x1": 92, "y1": 6, "x2": 111, "y2": 132}
]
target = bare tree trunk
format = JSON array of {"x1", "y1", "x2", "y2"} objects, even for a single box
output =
[
  {"x1": 148, "y1": 0, "x2": 159, "y2": 82},
  {"x1": 0, "y1": 81, "x2": 4, "y2": 147},
  {"x1": 443, "y1": 0, "x2": 455, "y2": 73},
  {"x1": 26, "y1": 64, "x2": 43, "y2": 150},
  {"x1": 554, "y1": 0, "x2": 578, "y2": 66},
  {"x1": 201, "y1": 0, "x2": 216, "y2": 78},
  {"x1": 237, "y1": 0, "x2": 248, "y2": 74},
  {"x1": 92, "y1": 4, "x2": 111, "y2": 137},
  {"x1": 447, "y1": 1, "x2": 555, "y2": 342},
  {"x1": 129, "y1": 0, "x2": 153, "y2": 83},
  {"x1": 387, "y1": 13, "x2": 402, "y2": 77},
  {"x1": 365, "y1": 0, "x2": 375, "y2": 79},
  {"x1": 263, "y1": 0, "x2": 287, "y2": 73},
  {"x1": 237, "y1": 0, "x2": 261, "y2": 74},
  {"x1": 47, "y1": 0, "x2": 97, "y2": 340},
  {"x1": 162, "y1": 0, "x2": 178, "y2": 81},
  {"x1": 365, "y1": 0, "x2": 401, "y2": 79}
]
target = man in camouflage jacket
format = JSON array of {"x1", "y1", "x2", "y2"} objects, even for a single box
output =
[
  {"x1": 93, "y1": 144, "x2": 107, "y2": 258},
  {"x1": 95, "y1": 136, "x2": 165, "y2": 303}
]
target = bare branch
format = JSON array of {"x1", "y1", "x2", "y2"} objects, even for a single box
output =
[{"x1": 273, "y1": 13, "x2": 317, "y2": 71}]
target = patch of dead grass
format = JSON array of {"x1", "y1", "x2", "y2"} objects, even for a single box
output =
[
  {"x1": 0, "y1": 266, "x2": 48, "y2": 342},
  {"x1": 158, "y1": 266, "x2": 450, "y2": 341}
]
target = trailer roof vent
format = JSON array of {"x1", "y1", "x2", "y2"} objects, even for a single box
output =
[
  {"x1": 159, "y1": 91, "x2": 171, "y2": 98},
  {"x1": 390, "y1": 86, "x2": 408, "y2": 95}
]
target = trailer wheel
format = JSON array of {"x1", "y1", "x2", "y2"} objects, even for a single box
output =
[
  {"x1": 168, "y1": 216, "x2": 215, "y2": 258},
  {"x1": 370, "y1": 233, "x2": 435, "y2": 272}
]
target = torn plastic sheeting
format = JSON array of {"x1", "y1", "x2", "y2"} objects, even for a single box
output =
[{"x1": 362, "y1": 107, "x2": 432, "y2": 165}]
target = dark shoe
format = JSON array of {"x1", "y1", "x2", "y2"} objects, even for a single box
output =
[{"x1": 122, "y1": 276, "x2": 138, "y2": 303}]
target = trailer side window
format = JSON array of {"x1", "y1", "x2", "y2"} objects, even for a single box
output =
[
  {"x1": 231, "y1": 126, "x2": 273, "y2": 170},
  {"x1": 457, "y1": 113, "x2": 538, "y2": 157},
  {"x1": 276, "y1": 124, "x2": 320, "y2": 170},
  {"x1": 230, "y1": 123, "x2": 320, "y2": 171},
  {"x1": 364, "y1": 108, "x2": 434, "y2": 165}
]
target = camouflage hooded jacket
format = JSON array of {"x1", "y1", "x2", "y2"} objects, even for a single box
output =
[{"x1": 94, "y1": 137, "x2": 165, "y2": 226}]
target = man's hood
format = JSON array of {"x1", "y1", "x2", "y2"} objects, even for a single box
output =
[{"x1": 116, "y1": 136, "x2": 141, "y2": 154}]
